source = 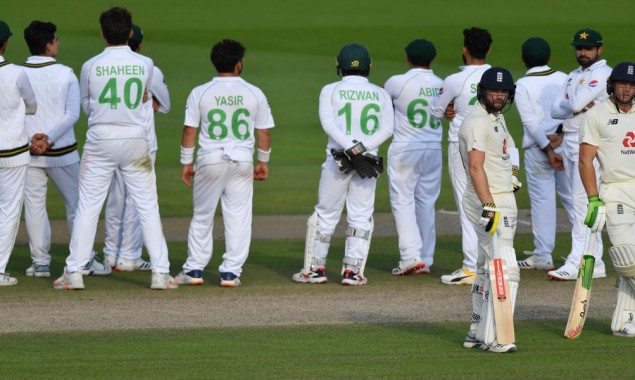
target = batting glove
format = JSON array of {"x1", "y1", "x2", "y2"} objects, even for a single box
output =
[
  {"x1": 331, "y1": 149, "x2": 354, "y2": 174},
  {"x1": 584, "y1": 195, "x2": 606, "y2": 232},
  {"x1": 480, "y1": 203, "x2": 501, "y2": 236},
  {"x1": 512, "y1": 167, "x2": 522, "y2": 193}
]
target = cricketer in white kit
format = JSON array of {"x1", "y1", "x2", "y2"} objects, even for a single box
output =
[
  {"x1": 514, "y1": 37, "x2": 574, "y2": 271},
  {"x1": 0, "y1": 20, "x2": 37, "y2": 286},
  {"x1": 292, "y1": 43, "x2": 394, "y2": 286},
  {"x1": 175, "y1": 39, "x2": 274, "y2": 288},
  {"x1": 103, "y1": 24, "x2": 170, "y2": 272},
  {"x1": 54, "y1": 7, "x2": 176, "y2": 290},
  {"x1": 431, "y1": 27, "x2": 493, "y2": 285},
  {"x1": 549, "y1": 28, "x2": 611, "y2": 280},
  {"x1": 384, "y1": 39, "x2": 442, "y2": 275}
]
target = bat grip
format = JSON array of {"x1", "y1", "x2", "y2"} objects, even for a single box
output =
[
  {"x1": 491, "y1": 231, "x2": 500, "y2": 259},
  {"x1": 585, "y1": 231, "x2": 597, "y2": 255}
]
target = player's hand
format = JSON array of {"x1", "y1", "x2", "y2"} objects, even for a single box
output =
[
  {"x1": 254, "y1": 162, "x2": 268, "y2": 181},
  {"x1": 152, "y1": 98, "x2": 160, "y2": 112},
  {"x1": 512, "y1": 167, "x2": 522, "y2": 193},
  {"x1": 546, "y1": 149, "x2": 564, "y2": 171},
  {"x1": 331, "y1": 149, "x2": 354, "y2": 174},
  {"x1": 344, "y1": 141, "x2": 383, "y2": 179},
  {"x1": 480, "y1": 203, "x2": 501, "y2": 236},
  {"x1": 30, "y1": 133, "x2": 51, "y2": 155},
  {"x1": 584, "y1": 195, "x2": 606, "y2": 232},
  {"x1": 181, "y1": 164, "x2": 195, "y2": 187},
  {"x1": 445, "y1": 102, "x2": 456, "y2": 121}
]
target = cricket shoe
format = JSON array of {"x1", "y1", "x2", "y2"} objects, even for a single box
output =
[
  {"x1": 292, "y1": 266, "x2": 327, "y2": 284},
  {"x1": 547, "y1": 263, "x2": 577, "y2": 281},
  {"x1": 81, "y1": 258, "x2": 112, "y2": 276},
  {"x1": 614, "y1": 322, "x2": 635, "y2": 338},
  {"x1": 150, "y1": 273, "x2": 178, "y2": 290},
  {"x1": 517, "y1": 254, "x2": 554, "y2": 271},
  {"x1": 440, "y1": 268, "x2": 475, "y2": 285},
  {"x1": 0, "y1": 273, "x2": 18, "y2": 287},
  {"x1": 415, "y1": 267, "x2": 431, "y2": 275},
  {"x1": 175, "y1": 270, "x2": 204, "y2": 285},
  {"x1": 482, "y1": 340, "x2": 517, "y2": 353},
  {"x1": 341, "y1": 269, "x2": 367, "y2": 286},
  {"x1": 463, "y1": 330, "x2": 483, "y2": 349},
  {"x1": 104, "y1": 254, "x2": 117, "y2": 269},
  {"x1": 26, "y1": 263, "x2": 51, "y2": 278},
  {"x1": 392, "y1": 257, "x2": 425, "y2": 276},
  {"x1": 53, "y1": 270, "x2": 84, "y2": 290},
  {"x1": 220, "y1": 272, "x2": 241, "y2": 287},
  {"x1": 115, "y1": 258, "x2": 152, "y2": 272}
]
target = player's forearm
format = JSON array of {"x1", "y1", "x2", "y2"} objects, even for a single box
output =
[
  {"x1": 256, "y1": 129, "x2": 271, "y2": 152},
  {"x1": 579, "y1": 144, "x2": 599, "y2": 196},
  {"x1": 181, "y1": 126, "x2": 197, "y2": 148},
  {"x1": 470, "y1": 166, "x2": 494, "y2": 204}
]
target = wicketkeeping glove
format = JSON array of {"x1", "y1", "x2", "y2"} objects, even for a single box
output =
[
  {"x1": 344, "y1": 141, "x2": 384, "y2": 179},
  {"x1": 480, "y1": 203, "x2": 501, "y2": 236},
  {"x1": 584, "y1": 195, "x2": 606, "y2": 232},
  {"x1": 512, "y1": 167, "x2": 522, "y2": 193},
  {"x1": 331, "y1": 149, "x2": 354, "y2": 174}
]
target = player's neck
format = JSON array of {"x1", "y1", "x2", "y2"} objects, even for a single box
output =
[{"x1": 612, "y1": 98, "x2": 633, "y2": 113}]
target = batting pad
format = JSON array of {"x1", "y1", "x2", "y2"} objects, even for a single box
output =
[
  {"x1": 501, "y1": 247, "x2": 520, "y2": 311},
  {"x1": 609, "y1": 245, "x2": 635, "y2": 290},
  {"x1": 302, "y1": 212, "x2": 330, "y2": 274},
  {"x1": 477, "y1": 284, "x2": 496, "y2": 345},
  {"x1": 611, "y1": 277, "x2": 635, "y2": 336}
]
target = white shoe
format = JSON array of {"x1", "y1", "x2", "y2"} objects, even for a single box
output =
[
  {"x1": 441, "y1": 268, "x2": 475, "y2": 285},
  {"x1": 341, "y1": 269, "x2": 367, "y2": 286},
  {"x1": 220, "y1": 272, "x2": 241, "y2": 287},
  {"x1": 150, "y1": 273, "x2": 178, "y2": 289},
  {"x1": 482, "y1": 340, "x2": 517, "y2": 353},
  {"x1": 548, "y1": 263, "x2": 578, "y2": 281},
  {"x1": 26, "y1": 263, "x2": 51, "y2": 277},
  {"x1": 81, "y1": 258, "x2": 112, "y2": 276},
  {"x1": 463, "y1": 330, "x2": 483, "y2": 349},
  {"x1": 517, "y1": 254, "x2": 554, "y2": 270},
  {"x1": 175, "y1": 270, "x2": 204, "y2": 285},
  {"x1": 53, "y1": 270, "x2": 84, "y2": 290},
  {"x1": 115, "y1": 258, "x2": 152, "y2": 272},
  {"x1": 392, "y1": 257, "x2": 425, "y2": 276},
  {"x1": 0, "y1": 273, "x2": 18, "y2": 286},
  {"x1": 614, "y1": 322, "x2": 635, "y2": 338},
  {"x1": 292, "y1": 266, "x2": 327, "y2": 284},
  {"x1": 104, "y1": 254, "x2": 117, "y2": 269}
]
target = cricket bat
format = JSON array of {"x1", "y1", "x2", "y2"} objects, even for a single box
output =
[
  {"x1": 489, "y1": 233, "x2": 515, "y2": 344},
  {"x1": 564, "y1": 235, "x2": 596, "y2": 339}
]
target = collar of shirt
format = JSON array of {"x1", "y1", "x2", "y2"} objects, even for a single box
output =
[
  {"x1": 25, "y1": 55, "x2": 56, "y2": 64},
  {"x1": 525, "y1": 65, "x2": 552, "y2": 75},
  {"x1": 459, "y1": 63, "x2": 491, "y2": 72},
  {"x1": 0, "y1": 55, "x2": 5, "y2": 63},
  {"x1": 342, "y1": 76, "x2": 369, "y2": 83},
  {"x1": 576, "y1": 59, "x2": 607, "y2": 73},
  {"x1": 407, "y1": 68, "x2": 433, "y2": 74}
]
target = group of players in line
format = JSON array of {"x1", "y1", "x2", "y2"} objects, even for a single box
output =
[{"x1": 1, "y1": 7, "x2": 635, "y2": 351}]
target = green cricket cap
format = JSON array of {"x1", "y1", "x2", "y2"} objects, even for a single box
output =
[
  {"x1": 337, "y1": 43, "x2": 371, "y2": 72},
  {"x1": 522, "y1": 37, "x2": 550, "y2": 64},
  {"x1": 571, "y1": 28, "x2": 603, "y2": 47},
  {"x1": 129, "y1": 24, "x2": 143, "y2": 48},
  {"x1": 0, "y1": 20, "x2": 13, "y2": 42},
  {"x1": 405, "y1": 39, "x2": 436, "y2": 66}
]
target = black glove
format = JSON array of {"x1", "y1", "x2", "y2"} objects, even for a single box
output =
[
  {"x1": 331, "y1": 149, "x2": 354, "y2": 174},
  {"x1": 344, "y1": 141, "x2": 384, "y2": 179}
]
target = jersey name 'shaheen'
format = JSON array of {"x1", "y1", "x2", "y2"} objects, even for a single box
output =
[
  {"x1": 338, "y1": 90, "x2": 379, "y2": 101},
  {"x1": 95, "y1": 65, "x2": 146, "y2": 76},
  {"x1": 215, "y1": 95, "x2": 244, "y2": 106}
]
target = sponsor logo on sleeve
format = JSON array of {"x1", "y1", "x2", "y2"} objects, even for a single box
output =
[{"x1": 588, "y1": 80, "x2": 599, "y2": 88}]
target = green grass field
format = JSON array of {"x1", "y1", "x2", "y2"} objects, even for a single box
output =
[{"x1": 3, "y1": 1, "x2": 634, "y2": 378}]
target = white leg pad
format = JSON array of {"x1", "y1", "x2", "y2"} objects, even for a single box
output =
[
  {"x1": 471, "y1": 271, "x2": 486, "y2": 324},
  {"x1": 609, "y1": 245, "x2": 635, "y2": 290},
  {"x1": 303, "y1": 212, "x2": 331, "y2": 275},
  {"x1": 343, "y1": 217, "x2": 373, "y2": 276},
  {"x1": 477, "y1": 282, "x2": 496, "y2": 345},
  {"x1": 611, "y1": 277, "x2": 635, "y2": 337},
  {"x1": 501, "y1": 247, "x2": 520, "y2": 313}
]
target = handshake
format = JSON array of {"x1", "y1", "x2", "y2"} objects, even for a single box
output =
[{"x1": 331, "y1": 141, "x2": 384, "y2": 179}]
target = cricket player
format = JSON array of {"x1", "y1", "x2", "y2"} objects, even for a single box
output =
[
  {"x1": 0, "y1": 20, "x2": 37, "y2": 286},
  {"x1": 549, "y1": 28, "x2": 611, "y2": 280},
  {"x1": 22, "y1": 20, "x2": 111, "y2": 278},
  {"x1": 384, "y1": 39, "x2": 442, "y2": 275},
  {"x1": 579, "y1": 62, "x2": 635, "y2": 337},
  {"x1": 459, "y1": 67, "x2": 520, "y2": 353},
  {"x1": 103, "y1": 24, "x2": 170, "y2": 272},
  {"x1": 175, "y1": 39, "x2": 274, "y2": 287},
  {"x1": 514, "y1": 37, "x2": 575, "y2": 271},
  {"x1": 292, "y1": 43, "x2": 394, "y2": 286},
  {"x1": 54, "y1": 7, "x2": 177, "y2": 290},
  {"x1": 431, "y1": 27, "x2": 494, "y2": 285}
]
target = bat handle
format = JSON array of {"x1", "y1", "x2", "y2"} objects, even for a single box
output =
[
  {"x1": 491, "y1": 231, "x2": 500, "y2": 259},
  {"x1": 586, "y1": 231, "x2": 597, "y2": 255}
]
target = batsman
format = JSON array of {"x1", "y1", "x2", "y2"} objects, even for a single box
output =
[
  {"x1": 292, "y1": 43, "x2": 394, "y2": 286},
  {"x1": 458, "y1": 67, "x2": 521, "y2": 353},
  {"x1": 579, "y1": 62, "x2": 635, "y2": 337}
]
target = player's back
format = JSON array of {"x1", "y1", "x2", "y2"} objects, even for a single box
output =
[
  {"x1": 81, "y1": 46, "x2": 153, "y2": 132},
  {"x1": 0, "y1": 62, "x2": 30, "y2": 146},
  {"x1": 385, "y1": 68, "x2": 442, "y2": 143}
]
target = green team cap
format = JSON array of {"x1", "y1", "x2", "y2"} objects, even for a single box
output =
[
  {"x1": 0, "y1": 20, "x2": 13, "y2": 42},
  {"x1": 337, "y1": 43, "x2": 371, "y2": 72},
  {"x1": 522, "y1": 37, "x2": 550, "y2": 63},
  {"x1": 571, "y1": 28, "x2": 603, "y2": 47},
  {"x1": 129, "y1": 24, "x2": 144, "y2": 48},
  {"x1": 405, "y1": 39, "x2": 436, "y2": 66}
]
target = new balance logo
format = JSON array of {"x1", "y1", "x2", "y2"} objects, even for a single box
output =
[
  {"x1": 623, "y1": 132, "x2": 635, "y2": 147},
  {"x1": 608, "y1": 119, "x2": 619, "y2": 125}
]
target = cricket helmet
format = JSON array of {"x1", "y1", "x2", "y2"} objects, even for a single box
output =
[
  {"x1": 607, "y1": 61, "x2": 635, "y2": 96},
  {"x1": 336, "y1": 43, "x2": 371, "y2": 76}
]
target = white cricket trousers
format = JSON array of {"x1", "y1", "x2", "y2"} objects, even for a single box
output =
[
  {"x1": 0, "y1": 165, "x2": 27, "y2": 273},
  {"x1": 313, "y1": 157, "x2": 376, "y2": 262},
  {"x1": 104, "y1": 151, "x2": 156, "y2": 261},
  {"x1": 562, "y1": 133, "x2": 604, "y2": 269},
  {"x1": 183, "y1": 160, "x2": 253, "y2": 276},
  {"x1": 524, "y1": 146, "x2": 575, "y2": 259},
  {"x1": 24, "y1": 164, "x2": 80, "y2": 265},
  {"x1": 66, "y1": 138, "x2": 170, "y2": 273},
  {"x1": 388, "y1": 144, "x2": 441, "y2": 267},
  {"x1": 448, "y1": 142, "x2": 478, "y2": 272}
]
